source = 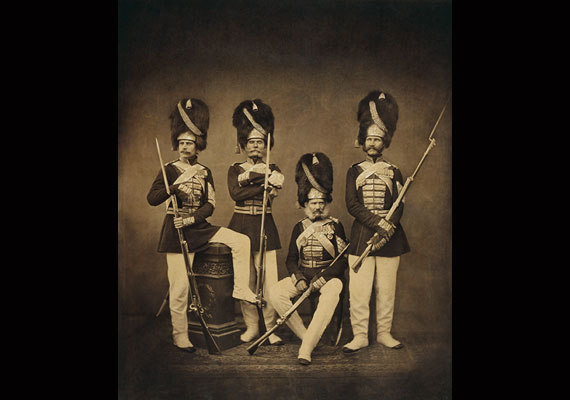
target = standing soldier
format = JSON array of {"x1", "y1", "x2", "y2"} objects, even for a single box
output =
[
  {"x1": 343, "y1": 90, "x2": 411, "y2": 353},
  {"x1": 147, "y1": 97, "x2": 257, "y2": 353},
  {"x1": 227, "y1": 99, "x2": 284, "y2": 345},
  {"x1": 268, "y1": 152, "x2": 348, "y2": 365}
]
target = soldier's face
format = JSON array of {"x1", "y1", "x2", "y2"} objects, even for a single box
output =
[
  {"x1": 364, "y1": 125, "x2": 386, "y2": 156},
  {"x1": 306, "y1": 199, "x2": 326, "y2": 219},
  {"x1": 245, "y1": 137, "x2": 266, "y2": 159},
  {"x1": 178, "y1": 137, "x2": 197, "y2": 160}
]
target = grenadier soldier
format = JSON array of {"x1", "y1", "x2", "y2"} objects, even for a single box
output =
[
  {"x1": 147, "y1": 97, "x2": 257, "y2": 353},
  {"x1": 343, "y1": 90, "x2": 411, "y2": 353},
  {"x1": 227, "y1": 99, "x2": 284, "y2": 345},
  {"x1": 268, "y1": 152, "x2": 348, "y2": 365}
]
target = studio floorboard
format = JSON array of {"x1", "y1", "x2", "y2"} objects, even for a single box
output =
[{"x1": 119, "y1": 313, "x2": 451, "y2": 400}]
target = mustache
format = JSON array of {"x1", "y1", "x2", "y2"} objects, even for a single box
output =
[
  {"x1": 303, "y1": 205, "x2": 330, "y2": 220},
  {"x1": 364, "y1": 144, "x2": 382, "y2": 151}
]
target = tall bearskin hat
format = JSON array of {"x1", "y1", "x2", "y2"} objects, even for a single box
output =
[
  {"x1": 355, "y1": 90, "x2": 399, "y2": 148},
  {"x1": 232, "y1": 99, "x2": 275, "y2": 153},
  {"x1": 169, "y1": 97, "x2": 209, "y2": 151},
  {"x1": 295, "y1": 152, "x2": 333, "y2": 207}
]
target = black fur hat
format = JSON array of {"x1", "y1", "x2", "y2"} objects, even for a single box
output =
[
  {"x1": 295, "y1": 152, "x2": 333, "y2": 206},
  {"x1": 169, "y1": 98, "x2": 209, "y2": 151},
  {"x1": 232, "y1": 99, "x2": 275, "y2": 151},
  {"x1": 356, "y1": 90, "x2": 399, "y2": 148}
]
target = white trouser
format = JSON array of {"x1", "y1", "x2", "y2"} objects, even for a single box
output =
[
  {"x1": 268, "y1": 277, "x2": 343, "y2": 361},
  {"x1": 242, "y1": 250, "x2": 279, "y2": 328},
  {"x1": 348, "y1": 255, "x2": 400, "y2": 340},
  {"x1": 166, "y1": 227, "x2": 253, "y2": 347}
]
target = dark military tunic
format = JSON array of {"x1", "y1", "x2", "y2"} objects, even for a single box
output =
[
  {"x1": 227, "y1": 161, "x2": 282, "y2": 252},
  {"x1": 147, "y1": 159, "x2": 220, "y2": 253},
  {"x1": 345, "y1": 156, "x2": 410, "y2": 257},
  {"x1": 285, "y1": 216, "x2": 348, "y2": 285}
]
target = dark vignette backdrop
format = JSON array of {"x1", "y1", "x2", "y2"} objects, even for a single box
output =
[{"x1": 118, "y1": 0, "x2": 451, "y2": 338}]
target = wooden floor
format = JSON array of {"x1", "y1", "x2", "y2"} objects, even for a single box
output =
[{"x1": 118, "y1": 313, "x2": 451, "y2": 400}]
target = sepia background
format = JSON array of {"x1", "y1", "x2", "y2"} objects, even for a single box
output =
[{"x1": 118, "y1": 0, "x2": 451, "y2": 396}]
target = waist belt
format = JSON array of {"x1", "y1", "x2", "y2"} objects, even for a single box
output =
[
  {"x1": 166, "y1": 206, "x2": 199, "y2": 216},
  {"x1": 300, "y1": 259, "x2": 331, "y2": 269},
  {"x1": 368, "y1": 209, "x2": 389, "y2": 217},
  {"x1": 233, "y1": 205, "x2": 272, "y2": 215}
]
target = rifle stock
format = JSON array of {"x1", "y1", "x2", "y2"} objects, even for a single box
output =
[
  {"x1": 256, "y1": 235, "x2": 268, "y2": 336},
  {"x1": 155, "y1": 138, "x2": 221, "y2": 355},
  {"x1": 185, "y1": 239, "x2": 221, "y2": 354},
  {"x1": 350, "y1": 242, "x2": 373, "y2": 274}
]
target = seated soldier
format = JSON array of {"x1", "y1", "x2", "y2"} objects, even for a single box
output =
[{"x1": 267, "y1": 152, "x2": 348, "y2": 365}]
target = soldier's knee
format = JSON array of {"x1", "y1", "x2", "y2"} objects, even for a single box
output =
[
  {"x1": 267, "y1": 290, "x2": 279, "y2": 307},
  {"x1": 236, "y1": 231, "x2": 250, "y2": 247},
  {"x1": 326, "y1": 278, "x2": 343, "y2": 296},
  {"x1": 268, "y1": 280, "x2": 285, "y2": 303}
]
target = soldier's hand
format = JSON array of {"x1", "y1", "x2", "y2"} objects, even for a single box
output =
[
  {"x1": 310, "y1": 276, "x2": 327, "y2": 292},
  {"x1": 173, "y1": 216, "x2": 184, "y2": 228},
  {"x1": 268, "y1": 171, "x2": 284, "y2": 188},
  {"x1": 173, "y1": 216, "x2": 194, "y2": 228},
  {"x1": 296, "y1": 280, "x2": 309, "y2": 292},
  {"x1": 368, "y1": 234, "x2": 388, "y2": 252},
  {"x1": 376, "y1": 218, "x2": 396, "y2": 239}
]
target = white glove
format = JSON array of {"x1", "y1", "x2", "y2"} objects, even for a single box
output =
[
  {"x1": 310, "y1": 276, "x2": 327, "y2": 292},
  {"x1": 268, "y1": 171, "x2": 284, "y2": 188},
  {"x1": 376, "y1": 218, "x2": 395, "y2": 238},
  {"x1": 173, "y1": 216, "x2": 195, "y2": 228}
]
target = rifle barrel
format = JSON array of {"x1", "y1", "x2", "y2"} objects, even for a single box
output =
[
  {"x1": 428, "y1": 97, "x2": 450, "y2": 140},
  {"x1": 155, "y1": 138, "x2": 171, "y2": 196}
]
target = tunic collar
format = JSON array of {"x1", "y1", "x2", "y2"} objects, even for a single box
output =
[
  {"x1": 178, "y1": 155, "x2": 198, "y2": 166},
  {"x1": 246, "y1": 156, "x2": 264, "y2": 165},
  {"x1": 365, "y1": 155, "x2": 384, "y2": 164}
]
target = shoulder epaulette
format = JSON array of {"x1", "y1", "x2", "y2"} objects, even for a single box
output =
[
  {"x1": 328, "y1": 216, "x2": 339, "y2": 224},
  {"x1": 235, "y1": 161, "x2": 252, "y2": 170},
  {"x1": 380, "y1": 158, "x2": 398, "y2": 169}
]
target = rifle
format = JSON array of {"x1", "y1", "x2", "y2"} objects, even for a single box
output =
[
  {"x1": 155, "y1": 289, "x2": 169, "y2": 317},
  {"x1": 352, "y1": 99, "x2": 449, "y2": 273},
  {"x1": 155, "y1": 138, "x2": 222, "y2": 355},
  {"x1": 247, "y1": 243, "x2": 350, "y2": 355},
  {"x1": 254, "y1": 132, "x2": 273, "y2": 336}
]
